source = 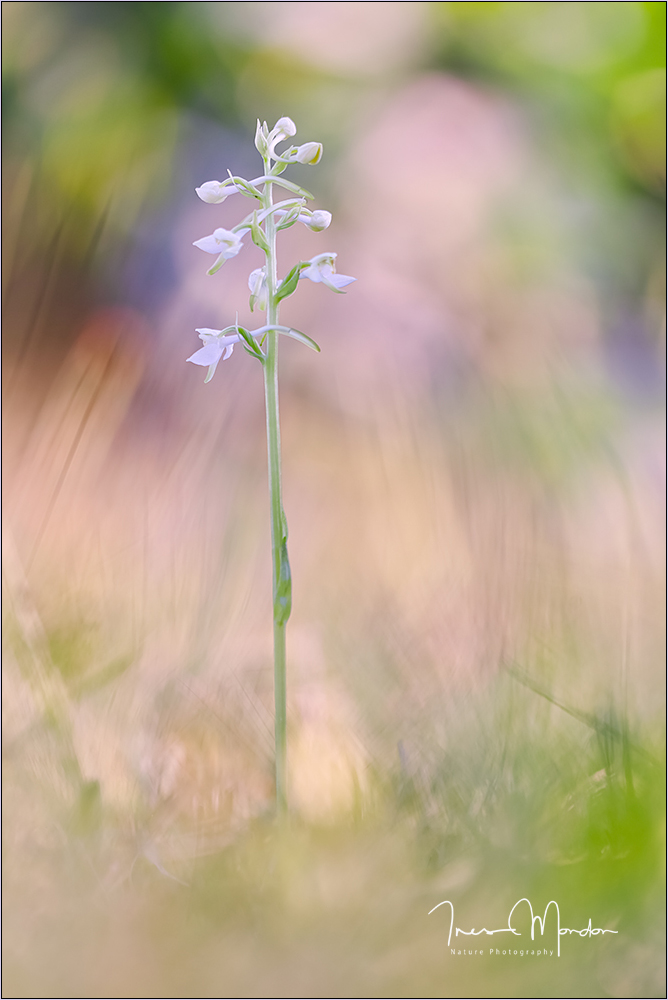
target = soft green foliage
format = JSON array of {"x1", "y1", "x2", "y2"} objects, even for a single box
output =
[{"x1": 2, "y1": 660, "x2": 664, "y2": 997}]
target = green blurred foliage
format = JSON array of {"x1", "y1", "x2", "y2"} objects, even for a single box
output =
[
  {"x1": 432, "y1": 2, "x2": 666, "y2": 195},
  {"x1": 2, "y1": 1, "x2": 664, "y2": 308}
]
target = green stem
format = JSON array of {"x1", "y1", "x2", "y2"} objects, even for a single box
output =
[{"x1": 262, "y1": 158, "x2": 290, "y2": 817}]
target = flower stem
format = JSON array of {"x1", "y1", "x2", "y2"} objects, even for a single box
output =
[{"x1": 262, "y1": 161, "x2": 290, "y2": 817}]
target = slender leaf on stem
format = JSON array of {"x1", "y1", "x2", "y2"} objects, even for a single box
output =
[
  {"x1": 250, "y1": 212, "x2": 270, "y2": 253},
  {"x1": 237, "y1": 324, "x2": 266, "y2": 361},
  {"x1": 262, "y1": 175, "x2": 315, "y2": 200},
  {"x1": 275, "y1": 264, "x2": 302, "y2": 303},
  {"x1": 226, "y1": 171, "x2": 263, "y2": 199},
  {"x1": 276, "y1": 326, "x2": 321, "y2": 352},
  {"x1": 274, "y1": 533, "x2": 292, "y2": 626}
]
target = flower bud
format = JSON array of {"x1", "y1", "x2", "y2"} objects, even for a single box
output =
[
  {"x1": 293, "y1": 142, "x2": 323, "y2": 165},
  {"x1": 254, "y1": 120, "x2": 269, "y2": 157},
  {"x1": 195, "y1": 180, "x2": 238, "y2": 204},
  {"x1": 305, "y1": 209, "x2": 331, "y2": 231},
  {"x1": 248, "y1": 266, "x2": 268, "y2": 311}
]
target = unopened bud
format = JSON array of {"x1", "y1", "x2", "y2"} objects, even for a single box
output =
[
  {"x1": 305, "y1": 209, "x2": 331, "y2": 231},
  {"x1": 195, "y1": 180, "x2": 238, "y2": 204},
  {"x1": 293, "y1": 142, "x2": 323, "y2": 165},
  {"x1": 254, "y1": 120, "x2": 269, "y2": 157}
]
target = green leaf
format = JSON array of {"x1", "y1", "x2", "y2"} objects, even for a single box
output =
[
  {"x1": 250, "y1": 212, "x2": 270, "y2": 253},
  {"x1": 267, "y1": 176, "x2": 314, "y2": 200},
  {"x1": 275, "y1": 264, "x2": 302, "y2": 302},
  {"x1": 275, "y1": 207, "x2": 302, "y2": 232},
  {"x1": 207, "y1": 256, "x2": 226, "y2": 276},
  {"x1": 278, "y1": 326, "x2": 321, "y2": 352},
  {"x1": 269, "y1": 158, "x2": 288, "y2": 176},
  {"x1": 274, "y1": 535, "x2": 292, "y2": 626},
  {"x1": 256, "y1": 198, "x2": 304, "y2": 225},
  {"x1": 237, "y1": 325, "x2": 265, "y2": 361},
  {"x1": 228, "y1": 173, "x2": 262, "y2": 199}
]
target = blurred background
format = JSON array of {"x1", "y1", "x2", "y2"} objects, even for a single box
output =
[{"x1": 2, "y1": 3, "x2": 665, "y2": 997}]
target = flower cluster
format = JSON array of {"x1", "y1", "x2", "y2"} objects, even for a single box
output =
[{"x1": 188, "y1": 116, "x2": 355, "y2": 381}]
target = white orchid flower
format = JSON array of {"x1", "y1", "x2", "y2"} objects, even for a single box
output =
[
  {"x1": 267, "y1": 116, "x2": 297, "y2": 157},
  {"x1": 270, "y1": 116, "x2": 297, "y2": 140},
  {"x1": 193, "y1": 227, "x2": 249, "y2": 274},
  {"x1": 261, "y1": 116, "x2": 299, "y2": 160},
  {"x1": 300, "y1": 253, "x2": 356, "y2": 292},
  {"x1": 187, "y1": 328, "x2": 239, "y2": 382},
  {"x1": 187, "y1": 322, "x2": 314, "y2": 381},
  {"x1": 195, "y1": 179, "x2": 240, "y2": 204},
  {"x1": 248, "y1": 266, "x2": 268, "y2": 311}
]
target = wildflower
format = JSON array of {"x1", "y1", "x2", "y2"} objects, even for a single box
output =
[
  {"x1": 186, "y1": 115, "x2": 356, "y2": 817},
  {"x1": 259, "y1": 116, "x2": 298, "y2": 159},
  {"x1": 187, "y1": 328, "x2": 238, "y2": 381},
  {"x1": 300, "y1": 253, "x2": 356, "y2": 292},
  {"x1": 269, "y1": 116, "x2": 297, "y2": 146},
  {"x1": 193, "y1": 227, "x2": 249, "y2": 273}
]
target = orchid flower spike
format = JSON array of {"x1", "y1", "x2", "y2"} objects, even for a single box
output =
[
  {"x1": 300, "y1": 253, "x2": 356, "y2": 292},
  {"x1": 193, "y1": 227, "x2": 249, "y2": 274},
  {"x1": 187, "y1": 115, "x2": 357, "y2": 821}
]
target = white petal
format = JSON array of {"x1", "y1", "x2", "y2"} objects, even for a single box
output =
[
  {"x1": 194, "y1": 228, "x2": 245, "y2": 257},
  {"x1": 193, "y1": 234, "x2": 224, "y2": 254},
  {"x1": 195, "y1": 327, "x2": 223, "y2": 340},
  {"x1": 328, "y1": 272, "x2": 356, "y2": 289},
  {"x1": 310, "y1": 252, "x2": 337, "y2": 267},
  {"x1": 300, "y1": 264, "x2": 323, "y2": 283},
  {"x1": 273, "y1": 116, "x2": 297, "y2": 138},
  {"x1": 187, "y1": 343, "x2": 223, "y2": 366},
  {"x1": 248, "y1": 267, "x2": 265, "y2": 292}
]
